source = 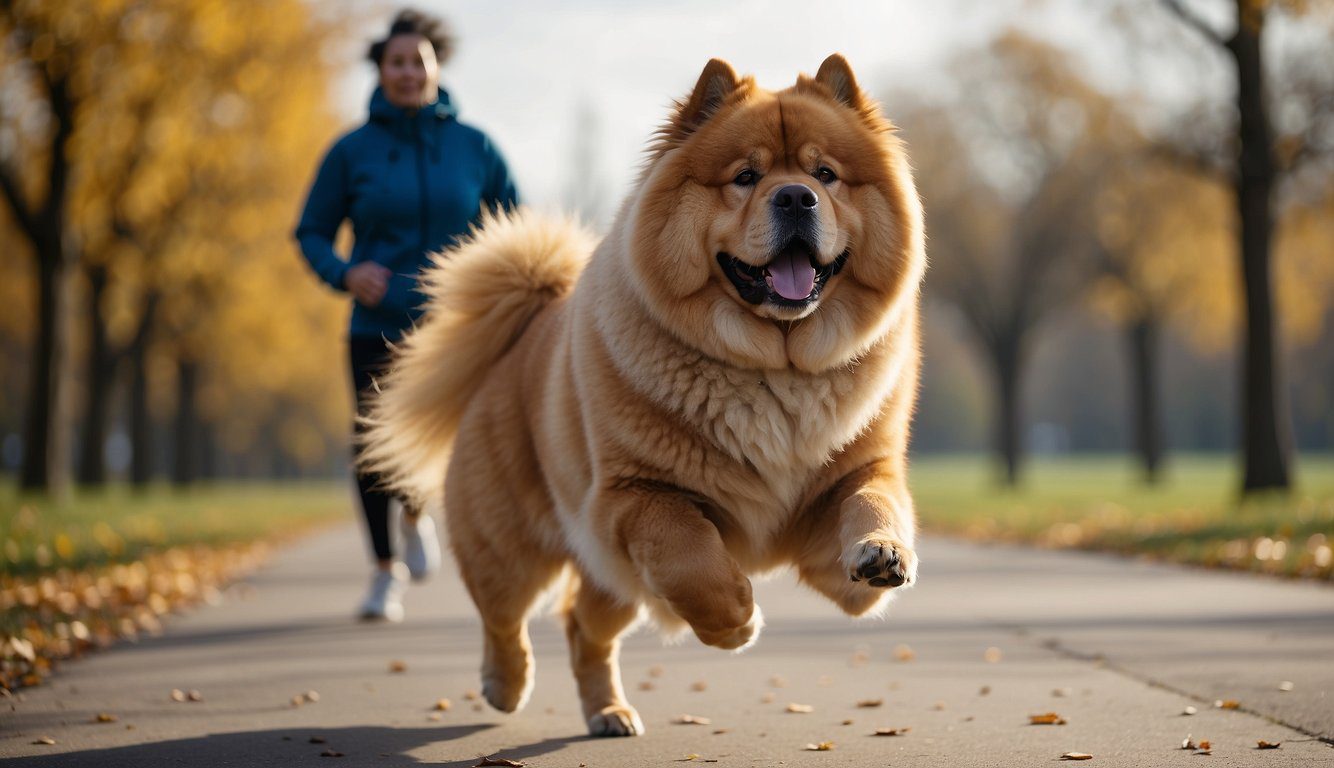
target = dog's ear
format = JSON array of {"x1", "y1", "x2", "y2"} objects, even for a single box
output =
[
  {"x1": 675, "y1": 58, "x2": 740, "y2": 134},
  {"x1": 814, "y1": 54, "x2": 864, "y2": 112}
]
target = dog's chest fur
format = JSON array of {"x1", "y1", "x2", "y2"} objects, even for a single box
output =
[{"x1": 594, "y1": 295, "x2": 899, "y2": 539}]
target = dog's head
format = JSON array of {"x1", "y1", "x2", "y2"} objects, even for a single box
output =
[{"x1": 622, "y1": 54, "x2": 925, "y2": 372}]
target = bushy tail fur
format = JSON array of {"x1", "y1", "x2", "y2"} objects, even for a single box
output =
[{"x1": 359, "y1": 208, "x2": 596, "y2": 508}]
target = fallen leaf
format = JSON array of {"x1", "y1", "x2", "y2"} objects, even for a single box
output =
[
  {"x1": 433, "y1": 698, "x2": 451, "y2": 711},
  {"x1": 187, "y1": 690, "x2": 203, "y2": 702},
  {"x1": 94, "y1": 713, "x2": 117, "y2": 723},
  {"x1": 674, "y1": 714, "x2": 711, "y2": 725},
  {"x1": 463, "y1": 689, "x2": 480, "y2": 701},
  {"x1": 1215, "y1": 699, "x2": 1240, "y2": 710},
  {"x1": 984, "y1": 646, "x2": 1003, "y2": 663},
  {"x1": 290, "y1": 695, "x2": 304, "y2": 708},
  {"x1": 170, "y1": 689, "x2": 186, "y2": 702},
  {"x1": 473, "y1": 758, "x2": 525, "y2": 767},
  {"x1": 856, "y1": 698, "x2": 883, "y2": 708},
  {"x1": 1277, "y1": 681, "x2": 1293, "y2": 692},
  {"x1": 712, "y1": 728, "x2": 731, "y2": 735},
  {"x1": 690, "y1": 681, "x2": 708, "y2": 692},
  {"x1": 873, "y1": 727, "x2": 911, "y2": 736},
  {"x1": 31, "y1": 737, "x2": 55, "y2": 745},
  {"x1": 303, "y1": 691, "x2": 320, "y2": 703},
  {"x1": 786, "y1": 703, "x2": 814, "y2": 713},
  {"x1": 803, "y1": 741, "x2": 836, "y2": 751},
  {"x1": 979, "y1": 686, "x2": 991, "y2": 696},
  {"x1": 319, "y1": 749, "x2": 344, "y2": 757},
  {"x1": 388, "y1": 660, "x2": 407, "y2": 673},
  {"x1": 1029, "y1": 713, "x2": 1067, "y2": 725},
  {"x1": 1060, "y1": 753, "x2": 1093, "y2": 761},
  {"x1": 1199, "y1": 740, "x2": 1211, "y2": 750},
  {"x1": 1182, "y1": 736, "x2": 1197, "y2": 750},
  {"x1": 841, "y1": 719, "x2": 854, "y2": 725},
  {"x1": 309, "y1": 737, "x2": 327, "y2": 744},
  {"x1": 1256, "y1": 741, "x2": 1281, "y2": 750}
]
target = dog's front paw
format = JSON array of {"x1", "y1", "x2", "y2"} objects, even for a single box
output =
[
  {"x1": 587, "y1": 704, "x2": 645, "y2": 737},
  {"x1": 845, "y1": 538, "x2": 916, "y2": 588}
]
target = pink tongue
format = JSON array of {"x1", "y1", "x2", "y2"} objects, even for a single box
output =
[{"x1": 767, "y1": 249, "x2": 817, "y2": 301}]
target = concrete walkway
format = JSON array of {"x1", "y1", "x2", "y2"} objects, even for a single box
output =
[{"x1": 2, "y1": 522, "x2": 1332, "y2": 766}]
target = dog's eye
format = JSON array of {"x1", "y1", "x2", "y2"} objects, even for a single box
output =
[
  {"x1": 815, "y1": 166, "x2": 838, "y2": 184},
  {"x1": 733, "y1": 169, "x2": 758, "y2": 187}
]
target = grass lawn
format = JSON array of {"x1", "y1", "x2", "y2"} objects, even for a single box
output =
[
  {"x1": 911, "y1": 454, "x2": 1334, "y2": 580},
  {"x1": 1, "y1": 482, "x2": 351, "y2": 576}
]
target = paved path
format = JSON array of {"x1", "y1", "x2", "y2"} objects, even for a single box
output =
[{"x1": 3, "y1": 522, "x2": 1332, "y2": 766}]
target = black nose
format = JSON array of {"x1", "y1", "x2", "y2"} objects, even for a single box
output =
[{"x1": 772, "y1": 184, "x2": 818, "y2": 216}]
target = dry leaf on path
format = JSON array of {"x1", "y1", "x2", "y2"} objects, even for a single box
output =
[
  {"x1": 1215, "y1": 699, "x2": 1240, "y2": 710},
  {"x1": 690, "y1": 680, "x2": 708, "y2": 692},
  {"x1": 388, "y1": 660, "x2": 407, "y2": 673},
  {"x1": 674, "y1": 714, "x2": 712, "y2": 725},
  {"x1": 474, "y1": 758, "x2": 526, "y2": 767},
  {"x1": 803, "y1": 741, "x2": 836, "y2": 751},
  {"x1": 319, "y1": 749, "x2": 345, "y2": 757},
  {"x1": 1256, "y1": 741, "x2": 1281, "y2": 749},
  {"x1": 31, "y1": 737, "x2": 55, "y2": 745},
  {"x1": 786, "y1": 703, "x2": 814, "y2": 713},
  {"x1": 1060, "y1": 753, "x2": 1093, "y2": 761},
  {"x1": 463, "y1": 689, "x2": 480, "y2": 701},
  {"x1": 979, "y1": 686, "x2": 991, "y2": 696},
  {"x1": 712, "y1": 728, "x2": 731, "y2": 735},
  {"x1": 303, "y1": 691, "x2": 320, "y2": 703},
  {"x1": 841, "y1": 719, "x2": 854, "y2": 726},
  {"x1": 433, "y1": 698, "x2": 451, "y2": 711},
  {"x1": 1029, "y1": 712, "x2": 1067, "y2": 725},
  {"x1": 856, "y1": 698, "x2": 883, "y2": 708},
  {"x1": 873, "y1": 727, "x2": 911, "y2": 736},
  {"x1": 1199, "y1": 740, "x2": 1211, "y2": 750},
  {"x1": 309, "y1": 737, "x2": 327, "y2": 744},
  {"x1": 1182, "y1": 736, "x2": 1196, "y2": 750},
  {"x1": 170, "y1": 689, "x2": 186, "y2": 702},
  {"x1": 1277, "y1": 681, "x2": 1293, "y2": 692},
  {"x1": 94, "y1": 713, "x2": 117, "y2": 723}
]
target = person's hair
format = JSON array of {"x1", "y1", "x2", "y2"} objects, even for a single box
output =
[{"x1": 367, "y1": 9, "x2": 454, "y2": 67}]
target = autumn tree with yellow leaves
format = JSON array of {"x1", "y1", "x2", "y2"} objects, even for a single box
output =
[{"x1": 1, "y1": 0, "x2": 354, "y2": 492}]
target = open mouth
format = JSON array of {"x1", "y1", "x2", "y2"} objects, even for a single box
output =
[{"x1": 716, "y1": 238, "x2": 848, "y2": 308}]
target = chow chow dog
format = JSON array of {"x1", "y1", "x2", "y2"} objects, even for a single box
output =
[{"x1": 362, "y1": 54, "x2": 925, "y2": 737}]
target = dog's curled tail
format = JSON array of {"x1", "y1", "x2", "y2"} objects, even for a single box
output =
[{"x1": 359, "y1": 207, "x2": 596, "y2": 507}]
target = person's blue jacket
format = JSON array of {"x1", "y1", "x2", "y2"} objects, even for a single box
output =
[{"x1": 295, "y1": 86, "x2": 518, "y2": 340}]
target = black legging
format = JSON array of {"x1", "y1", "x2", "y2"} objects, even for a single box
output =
[{"x1": 350, "y1": 335, "x2": 396, "y2": 562}]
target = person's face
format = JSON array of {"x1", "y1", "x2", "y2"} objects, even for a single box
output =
[{"x1": 379, "y1": 33, "x2": 439, "y2": 109}]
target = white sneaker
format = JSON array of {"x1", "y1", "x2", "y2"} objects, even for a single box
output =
[
  {"x1": 402, "y1": 513, "x2": 442, "y2": 582},
  {"x1": 359, "y1": 567, "x2": 405, "y2": 622}
]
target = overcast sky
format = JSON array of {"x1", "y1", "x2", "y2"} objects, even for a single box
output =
[{"x1": 325, "y1": 0, "x2": 1238, "y2": 224}]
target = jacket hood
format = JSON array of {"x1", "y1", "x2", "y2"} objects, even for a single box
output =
[{"x1": 368, "y1": 86, "x2": 458, "y2": 129}]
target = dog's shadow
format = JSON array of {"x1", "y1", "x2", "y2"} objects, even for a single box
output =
[{"x1": 1, "y1": 723, "x2": 596, "y2": 767}]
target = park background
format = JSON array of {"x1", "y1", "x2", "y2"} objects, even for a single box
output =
[{"x1": 2, "y1": 0, "x2": 1332, "y2": 687}]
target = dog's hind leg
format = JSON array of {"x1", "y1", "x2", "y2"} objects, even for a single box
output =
[
  {"x1": 447, "y1": 476, "x2": 565, "y2": 714},
  {"x1": 561, "y1": 573, "x2": 644, "y2": 737}
]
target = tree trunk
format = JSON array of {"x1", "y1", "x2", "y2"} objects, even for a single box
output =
[
  {"x1": 20, "y1": 252, "x2": 66, "y2": 491},
  {"x1": 128, "y1": 335, "x2": 153, "y2": 487},
  {"x1": 77, "y1": 265, "x2": 114, "y2": 486},
  {"x1": 1128, "y1": 316, "x2": 1164, "y2": 484},
  {"x1": 992, "y1": 338, "x2": 1022, "y2": 487},
  {"x1": 1230, "y1": 3, "x2": 1291, "y2": 492},
  {"x1": 171, "y1": 358, "x2": 199, "y2": 485}
]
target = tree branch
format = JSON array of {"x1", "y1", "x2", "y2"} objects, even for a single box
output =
[
  {"x1": 0, "y1": 159, "x2": 39, "y2": 240},
  {"x1": 1160, "y1": 0, "x2": 1228, "y2": 48}
]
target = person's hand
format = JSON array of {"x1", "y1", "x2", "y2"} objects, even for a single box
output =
[{"x1": 345, "y1": 262, "x2": 392, "y2": 308}]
